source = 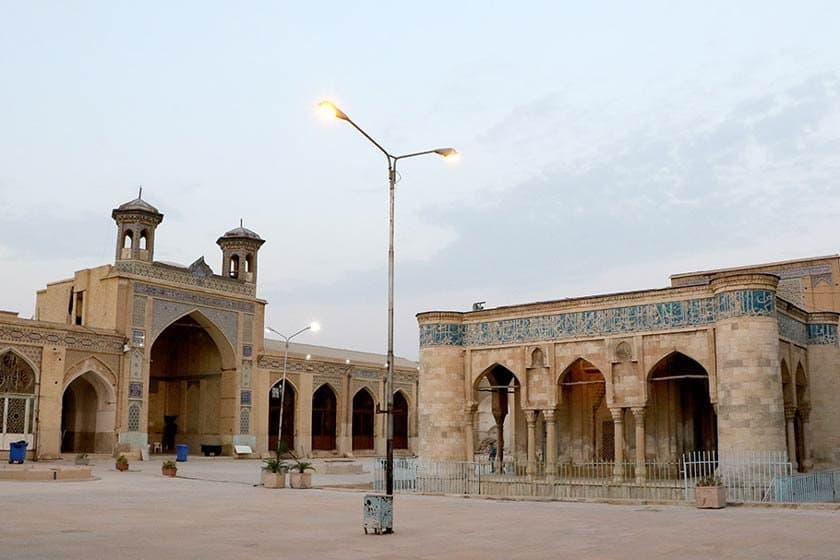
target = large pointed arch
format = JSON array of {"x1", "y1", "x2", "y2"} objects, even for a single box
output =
[
  {"x1": 0, "y1": 349, "x2": 38, "y2": 450},
  {"x1": 60, "y1": 358, "x2": 117, "y2": 454},
  {"x1": 555, "y1": 357, "x2": 609, "y2": 462},
  {"x1": 150, "y1": 308, "x2": 237, "y2": 371},
  {"x1": 393, "y1": 390, "x2": 410, "y2": 450},
  {"x1": 473, "y1": 363, "x2": 522, "y2": 466},
  {"x1": 647, "y1": 351, "x2": 716, "y2": 459}
]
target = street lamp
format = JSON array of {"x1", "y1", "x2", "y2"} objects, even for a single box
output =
[
  {"x1": 317, "y1": 100, "x2": 456, "y2": 517},
  {"x1": 265, "y1": 322, "x2": 320, "y2": 454}
]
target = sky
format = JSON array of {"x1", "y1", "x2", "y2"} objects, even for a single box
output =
[{"x1": 1, "y1": 2, "x2": 839, "y2": 360}]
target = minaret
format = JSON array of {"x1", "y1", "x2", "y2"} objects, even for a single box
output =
[
  {"x1": 111, "y1": 188, "x2": 164, "y2": 262},
  {"x1": 216, "y1": 220, "x2": 265, "y2": 283}
]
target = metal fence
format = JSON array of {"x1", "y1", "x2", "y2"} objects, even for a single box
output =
[
  {"x1": 374, "y1": 457, "x2": 684, "y2": 501},
  {"x1": 681, "y1": 450, "x2": 792, "y2": 503},
  {"x1": 376, "y1": 452, "x2": 840, "y2": 505},
  {"x1": 770, "y1": 470, "x2": 840, "y2": 503}
]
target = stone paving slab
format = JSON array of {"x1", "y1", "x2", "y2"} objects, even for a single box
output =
[{"x1": 2, "y1": 459, "x2": 839, "y2": 559}]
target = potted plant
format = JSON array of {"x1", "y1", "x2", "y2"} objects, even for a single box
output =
[
  {"x1": 695, "y1": 475, "x2": 726, "y2": 508},
  {"x1": 288, "y1": 460, "x2": 315, "y2": 489},
  {"x1": 74, "y1": 453, "x2": 90, "y2": 466},
  {"x1": 115, "y1": 454, "x2": 129, "y2": 472},
  {"x1": 261, "y1": 442, "x2": 289, "y2": 488},
  {"x1": 161, "y1": 459, "x2": 178, "y2": 477}
]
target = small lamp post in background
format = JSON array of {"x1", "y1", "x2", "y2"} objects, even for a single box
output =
[
  {"x1": 265, "y1": 322, "x2": 320, "y2": 453},
  {"x1": 317, "y1": 100, "x2": 456, "y2": 534}
]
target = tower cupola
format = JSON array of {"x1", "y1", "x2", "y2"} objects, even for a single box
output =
[
  {"x1": 216, "y1": 221, "x2": 265, "y2": 283},
  {"x1": 111, "y1": 189, "x2": 163, "y2": 263}
]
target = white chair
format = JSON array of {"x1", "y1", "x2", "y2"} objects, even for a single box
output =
[{"x1": 152, "y1": 442, "x2": 162, "y2": 454}]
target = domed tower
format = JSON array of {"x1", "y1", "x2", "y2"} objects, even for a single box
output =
[
  {"x1": 111, "y1": 190, "x2": 164, "y2": 262},
  {"x1": 216, "y1": 222, "x2": 265, "y2": 284}
]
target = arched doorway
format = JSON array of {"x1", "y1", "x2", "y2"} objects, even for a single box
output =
[
  {"x1": 61, "y1": 371, "x2": 116, "y2": 453},
  {"x1": 352, "y1": 389, "x2": 375, "y2": 451},
  {"x1": 474, "y1": 364, "x2": 522, "y2": 466},
  {"x1": 0, "y1": 350, "x2": 37, "y2": 451},
  {"x1": 311, "y1": 385, "x2": 337, "y2": 451},
  {"x1": 557, "y1": 358, "x2": 608, "y2": 463},
  {"x1": 648, "y1": 352, "x2": 717, "y2": 460},
  {"x1": 149, "y1": 313, "x2": 229, "y2": 452},
  {"x1": 393, "y1": 391, "x2": 409, "y2": 450},
  {"x1": 268, "y1": 380, "x2": 296, "y2": 453}
]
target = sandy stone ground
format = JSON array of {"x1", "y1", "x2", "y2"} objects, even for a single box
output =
[{"x1": 2, "y1": 456, "x2": 839, "y2": 559}]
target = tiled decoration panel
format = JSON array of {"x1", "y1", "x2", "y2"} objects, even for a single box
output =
[
  {"x1": 420, "y1": 289, "x2": 776, "y2": 347},
  {"x1": 808, "y1": 323, "x2": 838, "y2": 345},
  {"x1": 777, "y1": 313, "x2": 808, "y2": 345}
]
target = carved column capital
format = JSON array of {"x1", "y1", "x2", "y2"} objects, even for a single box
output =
[
  {"x1": 464, "y1": 402, "x2": 478, "y2": 415},
  {"x1": 609, "y1": 407, "x2": 624, "y2": 423},
  {"x1": 631, "y1": 407, "x2": 646, "y2": 420},
  {"x1": 542, "y1": 408, "x2": 557, "y2": 423},
  {"x1": 525, "y1": 409, "x2": 539, "y2": 425},
  {"x1": 784, "y1": 406, "x2": 797, "y2": 421}
]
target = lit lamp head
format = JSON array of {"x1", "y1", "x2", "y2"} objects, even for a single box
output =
[
  {"x1": 309, "y1": 321, "x2": 321, "y2": 332},
  {"x1": 434, "y1": 147, "x2": 460, "y2": 161},
  {"x1": 317, "y1": 101, "x2": 349, "y2": 121}
]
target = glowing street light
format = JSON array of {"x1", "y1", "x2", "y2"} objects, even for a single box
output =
[{"x1": 317, "y1": 100, "x2": 456, "y2": 532}]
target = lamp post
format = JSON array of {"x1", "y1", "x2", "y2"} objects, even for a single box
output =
[
  {"x1": 317, "y1": 101, "x2": 456, "y2": 514},
  {"x1": 265, "y1": 322, "x2": 320, "y2": 454}
]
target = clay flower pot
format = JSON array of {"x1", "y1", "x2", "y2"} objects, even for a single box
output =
[
  {"x1": 115, "y1": 461, "x2": 129, "y2": 472},
  {"x1": 261, "y1": 470, "x2": 286, "y2": 488},
  {"x1": 695, "y1": 485, "x2": 726, "y2": 508},
  {"x1": 289, "y1": 472, "x2": 312, "y2": 489}
]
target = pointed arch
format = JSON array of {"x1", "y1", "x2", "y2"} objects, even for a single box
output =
[
  {"x1": 0, "y1": 348, "x2": 40, "y2": 388},
  {"x1": 647, "y1": 351, "x2": 716, "y2": 459},
  {"x1": 268, "y1": 377, "x2": 297, "y2": 453},
  {"x1": 530, "y1": 347, "x2": 545, "y2": 368},
  {"x1": 555, "y1": 357, "x2": 608, "y2": 462},
  {"x1": 150, "y1": 308, "x2": 237, "y2": 371},
  {"x1": 63, "y1": 356, "x2": 117, "y2": 395},
  {"x1": 60, "y1": 358, "x2": 117, "y2": 454},
  {"x1": 352, "y1": 387, "x2": 376, "y2": 451},
  {"x1": 780, "y1": 359, "x2": 794, "y2": 406},
  {"x1": 393, "y1": 390, "x2": 410, "y2": 450},
  {"x1": 312, "y1": 383, "x2": 337, "y2": 451}
]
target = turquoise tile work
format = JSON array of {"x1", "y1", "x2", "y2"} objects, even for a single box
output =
[
  {"x1": 807, "y1": 323, "x2": 838, "y2": 345},
  {"x1": 419, "y1": 289, "x2": 776, "y2": 347}
]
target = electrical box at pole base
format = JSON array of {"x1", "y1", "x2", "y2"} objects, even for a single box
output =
[{"x1": 363, "y1": 494, "x2": 393, "y2": 535}]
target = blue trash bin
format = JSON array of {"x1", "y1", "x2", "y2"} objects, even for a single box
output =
[
  {"x1": 9, "y1": 440, "x2": 28, "y2": 464},
  {"x1": 176, "y1": 444, "x2": 188, "y2": 462}
]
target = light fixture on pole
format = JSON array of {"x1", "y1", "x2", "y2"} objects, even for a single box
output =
[
  {"x1": 265, "y1": 322, "x2": 320, "y2": 453},
  {"x1": 318, "y1": 100, "x2": 456, "y2": 531}
]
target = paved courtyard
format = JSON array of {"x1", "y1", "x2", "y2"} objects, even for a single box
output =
[{"x1": 2, "y1": 457, "x2": 839, "y2": 559}]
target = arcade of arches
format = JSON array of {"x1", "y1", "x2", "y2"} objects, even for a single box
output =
[{"x1": 419, "y1": 267, "x2": 840, "y2": 475}]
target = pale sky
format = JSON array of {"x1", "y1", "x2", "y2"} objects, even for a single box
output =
[{"x1": 1, "y1": 2, "x2": 839, "y2": 359}]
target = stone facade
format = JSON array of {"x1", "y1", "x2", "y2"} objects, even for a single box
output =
[
  {"x1": 417, "y1": 257, "x2": 840, "y2": 476},
  {"x1": 0, "y1": 195, "x2": 417, "y2": 460}
]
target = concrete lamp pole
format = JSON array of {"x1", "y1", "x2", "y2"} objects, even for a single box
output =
[
  {"x1": 265, "y1": 322, "x2": 320, "y2": 454},
  {"x1": 317, "y1": 101, "x2": 457, "y2": 532}
]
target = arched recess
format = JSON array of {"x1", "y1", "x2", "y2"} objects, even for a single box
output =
[
  {"x1": 61, "y1": 368, "x2": 116, "y2": 454},
  {"x1": 473, "y1": 363, "x2": 522, "y2": 465},
  {"x1": 268, "y1": 378, "x2": 297, "y2": 454},
  {"x1": 352, "y1": 388, "x2": 376, "y2": 451},
  {"x1": 148, "y1": 311, "x2": 231, "y2": 453},
  {"x1": 0, "y1": 349, "x2": 38, "y2": 450},
  {"x1": 556, "y1": 358, "x2": 609, "y2": 463},
  {"x1": 393, "y1": 390, "x2": 410, "y2": 450},
  {"x1": 312, "y1": 383, "x2": 337, "y2": 451},
  {"x1": 647, "y1": 352, "x2": 717, "y2": 460}
]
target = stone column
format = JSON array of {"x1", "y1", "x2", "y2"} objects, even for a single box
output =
[
  {"x1": 799, "y1": 405, "x2": 813, "y2": 471},
  {"x1": 464, "y1": 402, "x2": 477, "y2": 461},
  {"x1": 631, "y1": 407, "x2": 646, "y2": 483},
  {"x1": 610, "y1": 408, "x2": 625, "y2": 482},
  {"x1": 784, "y1": 406, "x2": 798, "y2": 471},
  {"x1": 543, "y1": 409, "x2": 557, "y2": 481},
  {"x1": 525, "y1": 410, "x2": 538, "y2": 478}
]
